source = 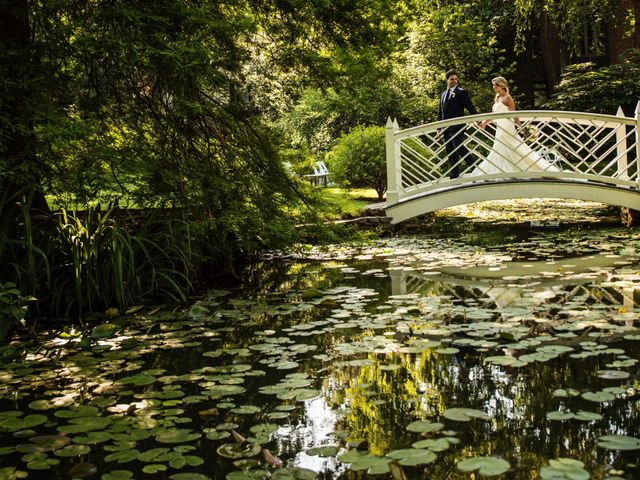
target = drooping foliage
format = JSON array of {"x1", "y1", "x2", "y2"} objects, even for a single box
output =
[{"x1": 0, "y1": 0, "x2": 405, "y2": 324}]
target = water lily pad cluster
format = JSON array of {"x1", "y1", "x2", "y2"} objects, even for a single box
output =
[{"x1": 1, "y1": 229, "x2": 640, "y2": 479}]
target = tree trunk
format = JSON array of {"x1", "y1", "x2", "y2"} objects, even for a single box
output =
[
  {"x1": 0, "y1": 0, "x2": 49, "y2": 213},
  {"x1": 539, "y1": 10, "x2": 558, "y2": 98}
]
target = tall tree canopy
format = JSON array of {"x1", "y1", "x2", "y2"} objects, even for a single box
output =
[{"x1": 1, "y1": 0, "x2": 406, "y2": 245}]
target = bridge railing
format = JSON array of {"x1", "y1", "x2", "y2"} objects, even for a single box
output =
[{"x1": 385, "y1": 104, "x2": 640, "y2": 205}]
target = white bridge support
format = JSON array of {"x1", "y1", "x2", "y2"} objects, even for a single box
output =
[{"x1": 384, "y1": 102, "x2": 640, "y2": 223}]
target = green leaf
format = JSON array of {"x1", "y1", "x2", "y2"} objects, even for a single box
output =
[
  {"x1": 457, "y1": 456, "x2": 510, "y2": 476},
  {"x1": 443, "y1": 408, "x2": 491, "y2": 422},
  {"x1": 597, "y1": 435, "x2": 640, "y2": 450}
]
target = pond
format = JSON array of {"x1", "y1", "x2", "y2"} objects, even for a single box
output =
[{"x1": 1, "y1": 224, "x2": 640, "y2": 480}]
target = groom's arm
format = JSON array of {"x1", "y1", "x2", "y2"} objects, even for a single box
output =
[{"x1": 459, "y1": 90, "x2": 477, "y2": 115}]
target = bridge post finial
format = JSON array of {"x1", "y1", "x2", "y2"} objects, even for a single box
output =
[{"x1": 385, "y1": 117, "x2": 400, "y2": 206}]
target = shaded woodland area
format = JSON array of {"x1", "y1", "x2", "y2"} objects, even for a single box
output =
[{"x1": 1, "y1": 0, "x2": 640, "y2": 328}]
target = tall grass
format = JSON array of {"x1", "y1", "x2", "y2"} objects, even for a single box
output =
[
  {"x1": 1, "y1": 190, "x2": 196, "y2": 324},
  {"x1": 50, "y1": 207, "x2": 195, "y2": 316}
]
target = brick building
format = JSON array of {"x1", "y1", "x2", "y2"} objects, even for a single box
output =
[{"x1": 517, "y1": 0, "x2": 640, "y2": 106}]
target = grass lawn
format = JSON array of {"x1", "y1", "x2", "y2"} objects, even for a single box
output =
[{"x1": 317, "y1": 187, "x2": 381, "y2": 219}]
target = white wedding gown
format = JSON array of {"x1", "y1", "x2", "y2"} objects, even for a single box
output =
[{"x1": 469, "y1": 102, "x2": 559, "y2": 176}]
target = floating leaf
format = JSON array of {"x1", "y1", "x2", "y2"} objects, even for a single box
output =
[
  {"x1": 205, "y1": 430, "x2": 230, "y2": 441},
  {"x1": 26, "y1": 458, "x2": 60, "y2": 470},
  {"x1": 58, "y1": 416, "x2": 111, "y2": 434},
  {"x1": 72, "y1": 431, "x2": 112, "y2": 444},
  {"x1": 28, "y1": 400, "x2": 55, "y2": 411},
  {"x1": 102, "y1": 470, "x2": 134, "y2": 480},
  {"x1": 387, "y1": 448, "x2": 437, "y2": 466},
  {"x1": 306, "y1": 446, "x2": 338, "y2": 457},
  {"x1": 54, "y1": 444, "x2": 91, "y2": 457},
  {"x1": 457, "y1": 457, "x2": 510, "y2": 476},
  {"x1": 91, "y1": 323, "x2": 118, "y2": 339},
  {"x1": 115, "y1": 374, "x2": 156, "y2": 386},
  {"x1": 443, "y1": 408, "x2": 491, "y2": 422},
  {"x1": 411, "y1": 438, "x2": 452, "y2": 452},
  {"x1": 597, "y1": 435, "x2": 640, "y2": 450},
  {"x1": 169, "y1": 455, "x2": 204, "y2": 469},
  {"x1": 204, "y1": 385, "x2": 246, "y2": 397},
  {"x1": 142, "y1": 464, "x2": 168, "y2": 474},
  {"x1": 104, "y1": 450, "x2": 140, "y2": 463},
  {"x1": 272, "y1": 467, "x2": 318, "y2": 480},
  {"x1": 216, "y1": 443, "x2": 261, "y2": 459},
  {"x1": 406, "y1": 420, "x2": 444, "y2": 433},
  {"x1": 68, "y1": 463, "x2": 98, "y2": 478},
  {"x1": 346, "y1": 455, "x2": 391, "y2": 475},
  {"x1": 546, "y1": 411, "x2": 575, "y2": 421},
  {"x1": 226, "y1": 469, "x2": 270, "y2": 480},
  {"x1": 596, "y1": 370, "x2": 630, "y2": 380},
  {"x1": 540, "y1": 458, "x2": 589, "y2": 480},
  {"x1": 581, "y1": 391, "x2": 615, "y2": 403},
  {"x1": 155, "y1": 428, "x2": 201, "y2": 444}
]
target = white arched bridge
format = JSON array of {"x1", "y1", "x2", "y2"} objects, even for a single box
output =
[{"x1": 384, "y1": 103, "x2": 640, "y2": 223}]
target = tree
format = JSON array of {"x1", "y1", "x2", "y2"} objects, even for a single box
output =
[
  {"x1": 327, "y1": 126, "x2": 387, "y2": 201},
  {"x1": 513, "y1": 0, "x2": 628, "y2": 93},
  {"x1": 543, "y1": 49, "x2": 640, "y2": 115}
]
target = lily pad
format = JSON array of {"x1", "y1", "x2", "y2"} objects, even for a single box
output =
[
  {"x1": 142, "y1": 464, "x2": 168, "y2": 474},
  {"x1": 272, "y1": 467, "x2": 318, "y2": 480},
  {"x1": 170, "y1": 474, "x2": 211, "y2": 480},
  {"x1": 155, "y1": 428, "x2": 201, "y2": 444},
  {"x1": 596, "y1": 370, "x2": 630, "y2": 380},
  {"x1": 102, "y1": 470, "x2": 134, "y2": 480},
  {"x1": 597, "y1": 435, "x2": 640, "y2": 450},
  {"x1": 227, "y1": 469, "x2": 270, "y2": 480},
  {"x1": 58, "y1": 417, "x2": 112, "y2": 434},
  {"x1": 91, "y1": 323, "x2": 119, "y2": 339},
  {"x1": 540, "y1": 458, "x2": 589, "y2": 480},
  {"x1": 581, "y1": 391, "x2": 615, "y2": 403},
  {"x1": 406, "y1": 420, "x2": 444, "y2": 433},
  {"x1": 216, "y1": 443, "x2": 261, "y2": 459},
  {"x1": 387, "y1": 448, "x2": 437, "y2": 466},
  {"x1": 457, "y1": 456, "x2": 510, "y2": 476},
  {"x1": 443, "y1": 408, "x2": 491, "y2": 422},
  {"x1": 54, "y1": 444, "x2": 91, "y2": 457},
  {"x1": 306, "y1": 446, "x2": 338, "y2": 457}
]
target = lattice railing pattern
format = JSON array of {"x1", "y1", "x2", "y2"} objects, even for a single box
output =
[{"x1": 386, "y1": 108, "x2": 640, "y2": 203}]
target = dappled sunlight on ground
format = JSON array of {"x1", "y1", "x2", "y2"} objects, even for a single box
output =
[{"x1": 437, "y1": 199, "x2": 619, "y2": 224}]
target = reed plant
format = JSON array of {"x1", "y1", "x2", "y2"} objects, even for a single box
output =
[
  {"x1": 50, "y1": 207, "x2": 195, "y2": 316},
  {"x1": 1, "y1": 189, "x2": 196, "y2": 330}
]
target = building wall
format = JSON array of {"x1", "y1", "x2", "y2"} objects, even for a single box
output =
[{"x1": 607, "y1": 0, "x2": 640, "y2": 62}]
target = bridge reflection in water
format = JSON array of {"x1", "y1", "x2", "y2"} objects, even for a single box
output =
[{"x1": 389, "y1": 253, "x2": 638, "y2": 317}]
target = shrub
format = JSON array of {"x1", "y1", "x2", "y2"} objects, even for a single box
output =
[
  {"x1": 327, "y1": 125, "x2": 387, "y2": 201},
  {"x1": 544, "y1": 49, "x2": 640, "y2": 115}
]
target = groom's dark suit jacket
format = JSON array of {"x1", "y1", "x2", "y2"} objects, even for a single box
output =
[{"x1": 438, "y1": 86, "x2": 477, "y2": 124}]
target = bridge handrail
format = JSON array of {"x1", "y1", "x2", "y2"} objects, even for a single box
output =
[
  {"x1": 396, "y1": 109, "x2": 636, "y2": 139},
  {"x1": 384, "y1": 102, "x2": 640, "y2": 222}
]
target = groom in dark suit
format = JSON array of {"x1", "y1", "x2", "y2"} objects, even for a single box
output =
[{"x1": 438, "y1": 70, "x2": 478, "y2": 178}]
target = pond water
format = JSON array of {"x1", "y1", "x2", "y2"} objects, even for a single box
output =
[{"x1": 1, "y1": 225, "x2": 640, "y2": 480}]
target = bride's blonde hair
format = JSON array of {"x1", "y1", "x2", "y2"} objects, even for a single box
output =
[{"x1": 492, "y1": 76, "x2": 509, "y2": 93}]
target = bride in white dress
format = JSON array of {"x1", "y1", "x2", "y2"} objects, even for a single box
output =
[{"x1": 470, "y1": 76, "x2": 558, "y2": 176}]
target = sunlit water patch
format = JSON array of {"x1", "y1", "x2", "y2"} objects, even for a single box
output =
[{"x1": 1, "y1": 229, "x2": 640, "y2": 479}]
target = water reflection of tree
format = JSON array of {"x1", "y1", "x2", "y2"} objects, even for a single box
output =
[{"x1": 324, "y1": 338, "x2": 640, "y2": 479}]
